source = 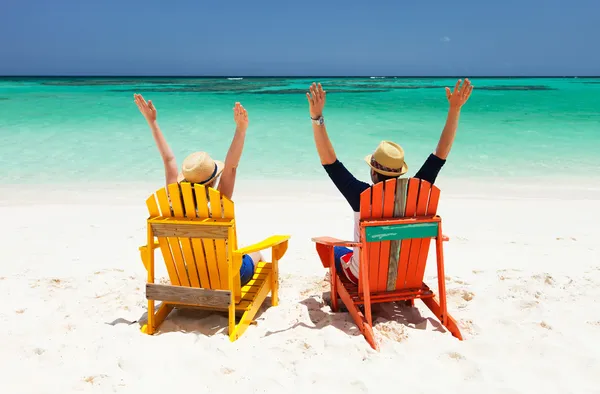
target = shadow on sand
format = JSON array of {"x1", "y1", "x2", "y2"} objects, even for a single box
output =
[
  {"x1": 264, "y1": 290, "x2": 447, "y2": 339},
  {"x1": 115, "y1": 299, "x2": 271, "y2": 337}
]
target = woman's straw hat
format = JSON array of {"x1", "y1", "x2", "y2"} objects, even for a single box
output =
[
  {"x1": 177, "y1": 151, "x2": 224, "y2": 184},
  {"x1": 364, "y1": 141, "x2": 409, "y2": 177}
]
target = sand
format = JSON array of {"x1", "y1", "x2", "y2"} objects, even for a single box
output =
[{"x1": 0, "y1": 180, "x2": 599, "y2": 393}]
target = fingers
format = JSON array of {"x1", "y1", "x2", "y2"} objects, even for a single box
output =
[
  {"x1": 306, "y1": 92, "x2": 314, "y2": 105},
  {"x1": 461, "y1": 78, "x2": 470, "y2": 96},
  {"x1": 148, "y1": 100, "x2": 155, "y2": 112},
  {"x1": 317, "y1": 83, "x2": 325, "y2": 100},
  {"x1": 445, "y1": 87, "x2": 451, "y2": 100},
  {"x1": 453, "y1": 79, "x2": 461, "y2": 94},
  {"x1": 464, "y1": 84, "x2": 474, "y2": 101}
]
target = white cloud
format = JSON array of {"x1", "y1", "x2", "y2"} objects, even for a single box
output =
[{"x1": 441, "y1": 36, "x2": 451, "y2": 42}]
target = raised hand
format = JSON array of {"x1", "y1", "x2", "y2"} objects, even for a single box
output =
[
  {"x1": 445, "y1": 79, "x2": 473, "y2": 110},
  {"x1": 306, "y1": 82, "x2": 326, "y2": 119},
  {"x1": 134, "y1": 93, "x2": 157, "y2": 123},
  {"x1": 233, "y1": 102, "x2": 248, "y2": 130}
]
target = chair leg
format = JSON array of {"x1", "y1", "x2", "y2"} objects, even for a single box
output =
[
  {"x1": 271, "y1": 259, "x2": 279, "y2": 306},
  {"x1": 230, "y1": 272, "x2": 272, "y2": 342},
  {"x1": 329, "y1": 265, "x2": 339, "y2": 312},
  {"x1": 422, "y1": 297, "x2": 463, "y2": 340},
  {"x1": 337, "y1": 277, "x2": 378, "y2": 351},
  {"x1": 141, "y1": 302, "x2": 173, "y2": 335}
]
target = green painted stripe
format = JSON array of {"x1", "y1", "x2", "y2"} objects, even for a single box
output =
[{"x1": 366, "y1": 222, "x2": 438, "y2": 242}]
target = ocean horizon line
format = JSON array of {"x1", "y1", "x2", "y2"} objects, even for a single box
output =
[{"x1": 1, "y1": 75, "x2": 599, "y2": 79}]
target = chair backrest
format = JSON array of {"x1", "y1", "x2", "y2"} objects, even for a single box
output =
[
  {"x1": 359, "y1": 178, "x2": 441, "y2": 292},
  {"x1": 145, "y1": 182, "x2": 242, "y2": 294}
]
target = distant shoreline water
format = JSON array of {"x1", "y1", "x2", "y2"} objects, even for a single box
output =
[{"x1": 1, "y1": 77, "x2": 599, "y2": 186}]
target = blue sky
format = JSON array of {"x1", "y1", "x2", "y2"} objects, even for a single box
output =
[{"x1": 1, "y1": 0, "x2": 597, "y2": 76}]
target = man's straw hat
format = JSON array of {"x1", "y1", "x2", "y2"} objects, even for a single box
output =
[
  {"x1": 177, "y1": 151, "x2": 224, "y2": 184},
  {"x1": 364, "y1": 141, "x2": 409, "y2": 177}
]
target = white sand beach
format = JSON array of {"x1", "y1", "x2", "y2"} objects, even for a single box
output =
[{"x1": 1, "y1": 179, "x2": 599, "y2": 393}]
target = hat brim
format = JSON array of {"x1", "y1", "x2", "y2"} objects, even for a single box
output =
[
  {"x1": 364, "y1": 154, "x2": 408, "y2": 177},
  {"x1": 178, "y1": 160, "x2": 225, "y2": 185}
]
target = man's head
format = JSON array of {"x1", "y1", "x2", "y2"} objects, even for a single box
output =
[
  {"x1": 364, "y1": 141, "x2": 409, "y2": 184},
  {"x1": 177, "y1": 151, "x2": 224, "y2": 187}
]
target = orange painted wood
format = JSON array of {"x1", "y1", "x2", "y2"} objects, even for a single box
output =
[
  {"x1": 336, "y1": 275, "x2": 377, "y2": 350},
  {"x1": 367, "y1": 182, "x2": 384, "y2": 293},
  {"x1": 358, "y1": 188, "x2": 372, "y2": 294},
  {"x1": 409, "y1": 185, "x2": 441, "y2": 289},
  {"x1": 359, "y1": 188, "x2": 372, "y2": 220},
  {"x1": 395, "y1": 178, "x2": 419, "y2": 289},
  {"x1": 405, "y1": 180, "x2": 432, "y2": 288},
  {"x1": 375, "y1": 179, "x2": 396, "y2": 292}
]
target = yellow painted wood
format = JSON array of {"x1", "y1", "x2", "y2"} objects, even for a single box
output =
[
  {"x1": 222, "y1": 195, "x2": 241, "y2": 298},
  {"x1": 230, "y1": 271, "x2": 272, "y2": 341},
  {"x1": 163, "y1": 185, "x2": 191, "y2": 287},
  {"x1": 222, "y1": 197, "x2": 234, "y2": 219},
  {"x1": 146, "y1": 194, "x2": 160, "y2": 218},
  {"x1": 179, "y1": 182, "x2": 210, "y2": 288},
  {"x1": 152, "y1": 188, "x2": 181, "y2": 286},
  {"x1": 234, "y1": 235, "x2": 290, "y2": 255},
  {"x1": 146, "y1": 218, "x2": 156, "y2": 334},
  {"x1": 193, "y1": 184, "x2": 219, "y2": 289},
  {"x1": 227, "y1": 227, "x2": 236, "y2": 336},
  {"x1": 210, "y1": 188, "x2": 229, "y2": 290},
  {"x1": 169, "y1": 184, "x2": 200, "y2": 287},
  {"x1": 193, "y1": 184, "x2": 210, "y2": 218}
]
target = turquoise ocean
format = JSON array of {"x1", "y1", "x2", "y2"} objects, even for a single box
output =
[{"x1": 0, "y1": 77, "x2": 599, "y2": 187}]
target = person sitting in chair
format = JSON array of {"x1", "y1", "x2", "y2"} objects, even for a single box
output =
[
  {"x1": 133, "y1": 94, "x2": 262, "y2": 286},
  {"x1": 305, "y1": 79, "x2": 473, "y2": 284}
]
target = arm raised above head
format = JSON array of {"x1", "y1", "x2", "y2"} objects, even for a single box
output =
[
  {"x1": 307, "y1": 82, "x2": 337, "y2": 165},
  {"x1": 134, "y1": 94, "x2": 178, "y2": 186},
  {"x1": 433, "y1": 79, "x2": 474, "y2": 160},
  {"x1": 218, "y1": 102, "x2": 248, "y2": 200}
]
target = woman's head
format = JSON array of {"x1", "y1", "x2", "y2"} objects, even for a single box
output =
[{"x1": 177, "y1": 151, "x2": 224, "y2": 186}]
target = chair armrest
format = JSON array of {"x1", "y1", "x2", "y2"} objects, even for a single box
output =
[
  {"x1": 311, "y1": 236, "x2": 361, "y2": 248},
  {"x1": 139, "y1": 241, "x2": 160, "y2": 251},
  {"x1": 234, "y1": 235, "x2": 290, "y2": 256}
]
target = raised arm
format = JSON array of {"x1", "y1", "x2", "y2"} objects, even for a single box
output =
[
  {"x1": 433, "y1": 79, "x2": 474, "y2": 160},
  {"x1": 134, "y1": 94, "x2": 178, "y2": 185},
  {"x1": 306, "y1": 83, "x2": 337, "y2": 165},
  {"x1": 218, "y1": 102, "x2": 248, "y2": 200}
]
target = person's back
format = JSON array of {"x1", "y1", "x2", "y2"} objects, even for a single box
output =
[{"x1": 305, "y1": 79, "x2": 473, "y2": 284}]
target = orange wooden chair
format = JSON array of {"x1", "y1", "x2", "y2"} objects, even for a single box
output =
[{"x1": 312, "y1": 178, "x2": 462, "y2": 350}]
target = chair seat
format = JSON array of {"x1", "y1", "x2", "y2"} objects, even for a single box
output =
[
  {"x1": 164, "y1": 262, "x2": 273, "y2": 312},
  {"x1": 335, "y1": 271, "x2": 434, "y2": 305}
]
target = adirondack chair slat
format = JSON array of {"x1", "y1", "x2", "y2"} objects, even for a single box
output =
[
  {"x1": 179, "y1": 183, "x2": 206, "y2": 288},
  {"x1": 154, "y1": 188, "x2": 182, "y2": 286},
  {"x1": 140, "y1": 183, "x2": 290, "y2": 341},
  {"x1": 209, "y1": 188, "x2": 230, "y2": 290},
  {"x1": 411, "y1": 185, "x2": 441, "y2": 290},
  {"x1": 221, "y1": 197, "x2": 241, "y2": 299},
  {"x1": 358, "y1": 188, "x2": 372, "y2": 294},
  {"x1": 177, "y1": 184, "x2": 210, "y2": 288},
  {"x1": 405, "y1": 180, "x2": 432, "y2": 288},
  {"x1": 167, "y1": 184, "x2": 201, "y2": 288},
  {"x1": 387, "y1": 178, "x2": 408, "y2": 290},
  {"x1": 367, "y1": 182, "x2": 384, "y2": 293},
  {"x1": 163, "y1": 184, "x2": 191, "y2": 287},
  {"x1": 194, "y1": 185, "x2": 220, "y2": 289},
  {"x1": 375, "y1": 179, "x2": 396, "y2": 292},
  {"x1": 395, "y1": 178, "x2": 419, "y2": 289}
]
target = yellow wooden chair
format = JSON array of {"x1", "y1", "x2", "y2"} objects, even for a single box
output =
[{"x1": 138, "y1": 182, "x2": 290, "y2": 341}]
